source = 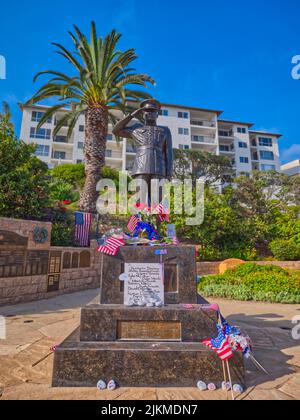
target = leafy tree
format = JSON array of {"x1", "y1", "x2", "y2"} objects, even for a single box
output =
[
  {"x1": 173, "y1": 187, "x2": 256, "y2": 260},
  {"x1": 26, "y1": 22, "x2": 154, "y2": 213},
  {"x1": 0, "y1": 126, "x2": 49, "y2": 219},
  {"x1": 0, "y1": 101, "x2": 14, "y2": 134},
  {"x1": 173, "y1": 149, "x2": 233, "y2": 185},
  {"x1": 226, "y1": 171, "x2": 299, "y2": 249}
]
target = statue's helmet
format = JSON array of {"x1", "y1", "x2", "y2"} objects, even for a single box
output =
[{"x1": 140, "y1": 99, "x2": 161, "y2": 113}]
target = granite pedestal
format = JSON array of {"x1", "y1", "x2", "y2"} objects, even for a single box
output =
[{"x1": 52, "y1": 246, "x2": 245, "y2": 388}]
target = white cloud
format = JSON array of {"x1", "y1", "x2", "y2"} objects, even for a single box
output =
[{"x1": 281, "y1": 143, "x2": 300, "y2": 163}]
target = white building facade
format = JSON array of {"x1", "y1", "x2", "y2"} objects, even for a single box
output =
[
  {"x1": 20, "y1": 103, "x2": 282, "y2": 175},
  {"x1": 281, "y1": 160, "x2": 300, "y2": 177}
]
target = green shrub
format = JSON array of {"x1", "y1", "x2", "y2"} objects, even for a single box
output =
[
  {"x1": 51, "y1": 221, "x2": 74, "y2": 246},
  {"x1": 198, "y1": 263, "x2": 300, "y2": 304},
  {"x1": 49, "y1": 181, "x2": 79, "y2": 203},
  {"x1": 270, "y1": 239, "x2": 300, "y2": 261},
  {"x1": 50, "y1": 163, "x2": 85, "y2": 186},
  {"x1": 197, "y1": 245, "x2": 257, "y2": 262}
]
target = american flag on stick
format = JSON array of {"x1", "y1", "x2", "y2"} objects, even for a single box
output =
[
  {"x1": 74, "y1": 212, "x2": 92, "y2": 247},
  {"x1": 98, "y1": 236, "x2": 125, "y2": 256},
  {"x1": 156, "y1": 203, "x2": 170, "y2": 222},
  {"x1": 202, "y1": 327, "x2": 234, "y2": 361},
  {"x1": 127, "y1": 215, "x2": 139, "y2": 233}
]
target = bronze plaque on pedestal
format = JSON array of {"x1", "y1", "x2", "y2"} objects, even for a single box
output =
[{"x1": 117, "y1": 321, "x2": 181, "y2": 341}]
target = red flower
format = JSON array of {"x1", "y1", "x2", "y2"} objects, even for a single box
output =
[{"x1": 63, "y1": 200, "x2": 72, "y2": 205}]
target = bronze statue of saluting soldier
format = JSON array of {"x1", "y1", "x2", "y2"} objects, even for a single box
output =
[{"x1": 113, "y1": 99, "x2": 173, "y2": 205}]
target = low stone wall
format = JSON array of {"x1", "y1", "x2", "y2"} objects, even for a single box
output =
[
  {"x1": 0, "y1": 217, "x2": 101, "y2": 306},
  {"x1": 197, "y1": 260, "x2": 300, "y2": 276},
  {"x1": 0, "y1": 242, "x2": 101, "y2": 306}
]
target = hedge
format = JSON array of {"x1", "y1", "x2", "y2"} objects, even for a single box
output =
[{"x1": 198, "y1": 263, "x2": 300, "y2": 304}]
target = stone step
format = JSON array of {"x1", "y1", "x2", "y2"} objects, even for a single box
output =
[
  {"x1": 52, "y1": 329, "x2": 245, "y2": 388},
  {"x1": 80, "y1": 304, "x2": 218, "y2": 342}
]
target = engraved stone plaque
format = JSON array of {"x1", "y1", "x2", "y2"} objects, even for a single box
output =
[
  {"x1": 124, "y1": 263, "x2": 164, "y2": 306},
  {"x1": 117, "y1": 321, "x2": 181, "y2": 341}
]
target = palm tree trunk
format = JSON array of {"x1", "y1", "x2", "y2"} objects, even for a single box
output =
[{"x1": 79, "y1": 105, "x2": 108, "y2": 213}]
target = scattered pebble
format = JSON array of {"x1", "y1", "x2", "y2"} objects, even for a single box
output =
[
  {"x1": 197, "y1": 381, "x2": 207, "y2": 391},
  {"x1": 222, "y1": 381, "x2": 232, "y2": 391},
  {"x1": 107, "y1": 380, "x2": 117, "y2": 391},
  {"x1": 233, "y1": 384, "x2": 244, "y2": 394},
  {"x1": 96, "y1": 380, "x2": 107, "y2": 390}
]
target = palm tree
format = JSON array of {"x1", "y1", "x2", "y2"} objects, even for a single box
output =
[{"x1": 26, "y1": 22, "x2": 155, "y2": 212}]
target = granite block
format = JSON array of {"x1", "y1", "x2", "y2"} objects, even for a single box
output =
[
  {"x1": 101, "y1": 246, "x2": 197, "y2": 305},
  {"x1": 52, "y1": 329, "x2": 245, "y2": 388},
  {"x1": 80, "y1": 304, "x2": 218, "y2": 342}
]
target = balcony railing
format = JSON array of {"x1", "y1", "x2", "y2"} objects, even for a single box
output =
[
  {"x1": 191, "y1": 120, "x2": 216, "y2": 128},
  {"x1": 51, "y1": 152, "x2": 72, "y2": 160},
  {"x1": 53, "y1": 136, "x2": 69, "y2": 144},
  {"x1": 219, "y1": 130, "x2": 234, "y2": 138},
  {"x1": 105, "y1": 151, "x2": 122, "y2": 159},
  {"x1": 191, "y1": 135, "x2": 216, "y2": 144}
]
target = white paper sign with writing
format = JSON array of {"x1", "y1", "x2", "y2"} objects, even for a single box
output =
[{"x1": 124, "y1": 263, "x2": 164, "y2": 307}]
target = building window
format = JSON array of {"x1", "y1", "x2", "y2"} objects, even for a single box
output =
[
  {"x1": 30, "y1": 127, "x2": 51, "y2": 140},
  {"x1": 240, "y1": 157, "x2": 249, "y2": 164},
  {"x1": 78, "y1": 142, "x2": 84, "y2": 149},
  {"x1": 260, "y1": 150, "x2": 274, "y2": 160},
  {"x1": 105, "y1": 150, "x2": 112, "y2": 158},
  {"x1": 192, "y1": 135, "x2": 205, "y2": 143},
  {"x1": 53, "y1": 151, "x2": 66, "y2": 160},
  {"x1": 35, "y1": 145, "x2": 50, "y2": 157},
  {"x1": 178, "y1": 128, "x2": 189, "y2": 135},
  {"x1": 179, "y1": 145, "x2": 190, "y2": 150},
  {"x1": 220, "y1": 145, "x2": 230, "y2": 152},
  {"x1": 259, "y1": 137, "x2": 273, "y2": 147},
  {"x1": 178, "y1": 111, "x2": 189, "y2": 119},
  {"x1": 237, "y1": 127, "x2": 247, "y2": 134},
  {"x1": 239, "y1": 142, "x2": 248, "y2": 149},
  {"x1": 107, "y1": 134, "x2": 113, "y2": 141},
  {"x1": 219, "y1": 130, "x2": 232, "y2": 137},
  {"x1": 31, "y1": 111, "x2": 52, "y2": 124},
  {"x1": 159, "y1": 109, "x2": 169, "y2": 117},
  {"x1": 79, "y1": 125, "x2": 85, "y2": 132},
  {"x1": 261, "y1": 164, "x2": 276, "y2": 171}
]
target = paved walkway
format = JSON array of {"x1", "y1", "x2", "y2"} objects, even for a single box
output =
[{"x1": 0, "y1": 290, "x2": 299, "y2": 400}]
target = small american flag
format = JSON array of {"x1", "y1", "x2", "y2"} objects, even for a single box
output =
[
  {"x1": 127, "y1": 215, "x2": 139, "y2": 233},
  {"x1": 50, "y1": 343, "x2": 59, "y2": 352},
  {"x1": 98, "y1": 236, "x2": 125, "y2": 256},
  {"x1": 156, "y1": 203, "x2": 170, "y2": 222},
  {"x1": 172, "y1": 236, "x2": 179, "y2": 245},
  {"x1": 202, "y1": 326, "x2": 234, "y2": 361},
  {"x1": 74, "y1": 212, "x2": 92, "y2": 247}
]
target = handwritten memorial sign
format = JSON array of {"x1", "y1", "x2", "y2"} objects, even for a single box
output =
[{"x1": 124, "y1": 263, "x2": 164, "y2": 307}]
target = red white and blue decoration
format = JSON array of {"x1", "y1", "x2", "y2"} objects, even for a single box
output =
[
  {"x1": 98, "y1": 236, "x2": 125, "y2": 256},
  {"x1": 74, "y1": 212, "x2": 92, "y2": 247},
  {"x1": 203, "y1": 325, "x2": 234, "y2": 362}
]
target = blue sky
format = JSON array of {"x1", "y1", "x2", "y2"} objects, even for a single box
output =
[{"x1": 0, "y1": 0, "x2": 299, "y2": 163}]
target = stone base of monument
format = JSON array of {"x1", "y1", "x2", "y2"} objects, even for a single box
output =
[
  {"x1": 52, "y1": 325, "x2": 244, "y2": 388},
  {"x1": 52, "y1": 246, "x2": 245, "y2": 388}
]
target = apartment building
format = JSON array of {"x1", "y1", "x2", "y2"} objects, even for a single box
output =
[
  {"x1": 281, "y1": 159, "x2": 300, "y2": 177},
  {"x1": 19, "y1": 103, "x2": 282, "y2": 175}
]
